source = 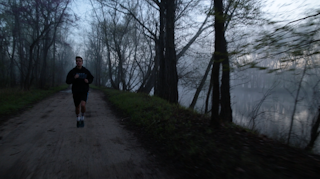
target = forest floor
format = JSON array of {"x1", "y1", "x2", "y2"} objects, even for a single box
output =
[{"x1": 0, "y1": 89, "x2": 172, "y2": 179}]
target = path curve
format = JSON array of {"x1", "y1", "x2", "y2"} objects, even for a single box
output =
[{"x1": 0, "y1": 89, "x2": 171, "y2": 179}]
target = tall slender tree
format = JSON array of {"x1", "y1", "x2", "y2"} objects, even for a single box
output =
[
  {"x1": 157, "y1": 0, "x2": 179, "y2": 103},
  {"x1": 211, "y1": 0, "x2": 232, "y2": 125}
]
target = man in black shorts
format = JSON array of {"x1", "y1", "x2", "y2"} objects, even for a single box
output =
[{"x1": 66, "y1": 56, "x2": 94, "y2": 128}]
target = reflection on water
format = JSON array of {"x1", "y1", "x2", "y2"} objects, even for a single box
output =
[{"x1": 179, "y1": 87, "x2": 320, "y2": 154}]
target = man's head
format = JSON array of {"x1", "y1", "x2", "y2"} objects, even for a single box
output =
[{"x1": 75, "y1": 56, "x2": 83, "y2": 68}]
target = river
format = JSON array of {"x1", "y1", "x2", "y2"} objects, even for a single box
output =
[{"x1": 179, "y1": 86, "x2": 320, "y2": 154}]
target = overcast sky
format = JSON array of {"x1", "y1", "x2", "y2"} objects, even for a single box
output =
[
  {"x1": 71, "y1": 0, "x2": 320, "y2": 25},
  {"x1": 69, "y1": 0, "x2": 320, "y2": 56}
]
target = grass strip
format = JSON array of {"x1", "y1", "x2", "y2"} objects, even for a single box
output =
[{"x1": 0, "y1": 85, "x2": 68, "y2": 117}]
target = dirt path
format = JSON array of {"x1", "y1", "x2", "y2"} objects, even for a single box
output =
[{"x1": 0, "y1": 89, "x2": 171, "y2": 179}]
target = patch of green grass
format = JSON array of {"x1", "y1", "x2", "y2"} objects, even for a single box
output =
[
  {"x1": 0, "y1": 85, "x2": 68, "y2": 116},
  {"x1": 104, "y1": 89, "x2": 174, "y2": 129}
]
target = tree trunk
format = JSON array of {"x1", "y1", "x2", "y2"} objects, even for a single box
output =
[
  {"x1": 137, "y1": 41, "x2": 157, "y2": 94},
  {"x1": 24, "y1": 45, "x2": 34, "y2": 90},
  {"x1": 211, "y1": 59, "x2": 220, "y2": 126},
  {"x1": 165, "y1": 0, "x2": 178, "y2": 103},
  {"x1": 211, "y1": 0, "x2": 233, "y2": 125},
  {"x1": 40, "y1": 32, "x2": 50, "y2": 89},
  {"x1": 158, "y1": 0, "x2": 178, "y2": 103},
  {"x1": 52, "y1": 27, "x2": 57, "y2": 87},
  {"x1": 18, "y1": 35, "x2": 24, "y2": 89},
  {"x1": 104, "y1": 29, "x2": 118, "y2": 89},
  {"x1": 10, "y1": 36, "x2": 17, "y2": 87},
  {"x1": 220, "y1": 39, "x2": 233, "y2": 122},
  {"x1": 189, "y1": 57, "x2": 214, "y2": 109},
  {"x1": 205, "y1": 77, "x2": 213, "y2": 114},
  {"x1": 156, "y1": 3, "x2": 165, "y2": 97},
  {"x1": 34, "y1": 44, "x2": 40, "y2": 87},
  {"x1": 137, "y1": 64, "x2": 155, "y2": 94},
  {"x1": 115, "y1": 44, "x2": 126, "y2": 90}
]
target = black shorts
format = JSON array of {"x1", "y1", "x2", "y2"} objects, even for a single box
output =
[{"x1": 73, "y1": 92, "x2": 88, "y2": 107}]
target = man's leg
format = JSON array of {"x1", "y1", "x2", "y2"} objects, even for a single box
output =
[
  {"x1": 80, "y1": 101, "x2": 86, "y2": 114},
  {"x1": 79, "y1": 101, "x2": 86, "y2": 127},
  {"x1": 73, "y1": 93, "x2": 82, "y2": 128},
  {"x1": 75, "y1": 104, "x2": 81, "y2": 117},
  {"x1": 80, "y1": 92, "x2": 88, "y2": 121},
  {"x1": 80, "y1": 101, "x2": 86, "y2": 121}
]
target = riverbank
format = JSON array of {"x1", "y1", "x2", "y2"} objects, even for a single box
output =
[{"x1": 99, "y1": 87, "x2": 320, "y2": 179}]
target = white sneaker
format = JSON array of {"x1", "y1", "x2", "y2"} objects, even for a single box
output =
[
  {"x1": 77, "y1": 116, "x2": 81, "y2": 121},
  {"x1": 81, "y1": 115, "x2": 84, "y2": 121}
]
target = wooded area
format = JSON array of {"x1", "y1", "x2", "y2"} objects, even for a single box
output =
[
  {"x1": 0, "y1": 0, "x2": 76, "y2": 90},
  {"x1": 1, "y1": 0, "x2": 320, "y2": 151}
]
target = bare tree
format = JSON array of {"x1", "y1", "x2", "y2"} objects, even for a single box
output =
[
  {"x1": 90, "y1": 0, "x2": 155, "y2": 90},
  {"x1": 101, "y1": 0, "x2": 213, "y2": 102}
]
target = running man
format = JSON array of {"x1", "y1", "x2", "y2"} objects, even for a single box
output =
[{"x1": 66, "y1": 56, "x2": 94, "y2": 128}]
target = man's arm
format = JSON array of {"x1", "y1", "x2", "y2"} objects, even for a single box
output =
[
  {"x1": 66, "y1": 70, "x2": 75, "y2": 84},
  {"x1": 87, "y1": 70, "x2": 94, "y2": 84}
]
